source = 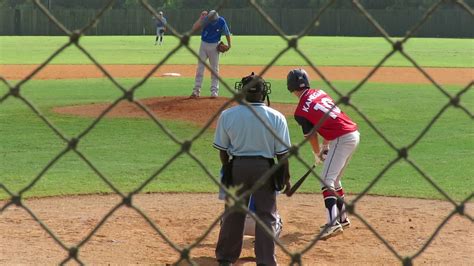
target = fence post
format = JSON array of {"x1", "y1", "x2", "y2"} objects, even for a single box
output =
[{"x1": 14, "y1": 9, "x2": 21, "y2": 35}]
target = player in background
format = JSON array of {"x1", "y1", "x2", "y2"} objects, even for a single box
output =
[
  {"x1": 287, "y1": 68, "x2": 360, "y2": 240},
  {"x1": 153, "y1": 11, "x2": 167, "y2": 45},
  {"x1": 190, "y1": 10, "x2": 231, "y2": 98}
]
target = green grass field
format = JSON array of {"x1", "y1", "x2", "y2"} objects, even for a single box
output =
[
  {"x1": 1, "y1": 36, "x2": 473, "y2": 201},
  {"x1": 0, "y1": 36, "x2": 473, "y2": 67}
]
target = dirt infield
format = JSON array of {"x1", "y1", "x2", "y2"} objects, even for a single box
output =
[
  {"x1": 1, "y1": 64, "x2": 472, "y2": 85},
  {"x1": 1, "y1": 193, "x2": 472, "y2": 265}
]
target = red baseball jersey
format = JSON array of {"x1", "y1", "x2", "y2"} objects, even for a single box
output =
[{"x1": 294, "y1": 89, "x2": 358, "y2": 140}]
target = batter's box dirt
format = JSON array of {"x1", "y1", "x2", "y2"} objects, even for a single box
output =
[{"x1": 0, "y1": 193, "x2": 472, "y2": 265}]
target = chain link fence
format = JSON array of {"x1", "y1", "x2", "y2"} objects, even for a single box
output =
[{"x1": 1, "y1": 0, "x2": 473, "y2": 265}]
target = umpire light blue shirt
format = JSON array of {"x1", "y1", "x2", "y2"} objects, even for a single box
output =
[
  {"x1": 213, "y1": 103, "x2": 291, "y2": 158},
  {"x1": 201, "y1": 17, "x2": 230, "y2": 43}
]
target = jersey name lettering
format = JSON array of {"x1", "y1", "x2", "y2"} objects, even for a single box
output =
[{"x1": 302, "y1": 90, "x2": 324, "y2": 112}]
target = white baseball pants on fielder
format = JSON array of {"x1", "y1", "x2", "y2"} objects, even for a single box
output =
[
  {"x1": 320, "y1": 130, "x2": 360, "y2": 190},
  {"x1": 193, "y1": 41, "x2": 220, "y2": 95}
]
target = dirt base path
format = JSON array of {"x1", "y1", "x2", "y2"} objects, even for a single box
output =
[
  {"x1": 1, "y1": 64, "x2": 472, "y2": 85},
  {"x1": 1, "y1": 193, "x2": 472, "y2": 265}
]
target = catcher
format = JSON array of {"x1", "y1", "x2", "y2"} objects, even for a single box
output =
[{"x1": 218, "y1": 172, "x2": 283, "y2": 238}]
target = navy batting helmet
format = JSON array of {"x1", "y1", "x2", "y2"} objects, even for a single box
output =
[{"x1": 287, "y1": 68, "x2": 310, "y2": 92}]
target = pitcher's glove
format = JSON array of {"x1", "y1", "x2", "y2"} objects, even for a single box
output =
[{"x1": 217, "y1": 41, "x2": 229, "y2": 53}]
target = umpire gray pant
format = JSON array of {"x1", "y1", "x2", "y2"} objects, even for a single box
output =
[{"x1": 215, "y1": 158, "x2": 278, "y2": 265}]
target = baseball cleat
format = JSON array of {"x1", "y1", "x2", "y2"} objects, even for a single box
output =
[
  {"x1": 189, "y1": 92, "x2": 200, "y2": 99},
  {"x1": 211, "y1": 91, "x2": 218, "y2": 98},
  {"x1": 319, "y1": 218, "x2": 351, "y2": 229},
  {"x1": 340, "y1": 218, "x2": 351, "y2": 228},
  {"x1": 319, "y1": 222, "x2": 343, "y2": 240}
]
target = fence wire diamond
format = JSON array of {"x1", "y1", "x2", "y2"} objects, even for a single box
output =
[{"x1": 0, "y1": 0, "x2": 472, "y2": 265}]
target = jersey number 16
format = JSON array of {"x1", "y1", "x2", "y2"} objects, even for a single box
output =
[{"x1": 314, "y1": 97, "x2": 341, "y2": 119}]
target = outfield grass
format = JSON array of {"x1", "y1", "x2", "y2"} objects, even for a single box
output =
[
  {"x1": 0, "y1": 78, "x2": 472, "y2": 201},
  {"x1": 0, "y1": 36, "x2": 473, "y2": 67}
]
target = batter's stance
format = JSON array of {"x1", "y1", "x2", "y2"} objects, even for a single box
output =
[
  {"x1": 287, "y1": 68, "x2": 360, "y2": 240},
  {"x1": 153, "y1": 11, "x2": 167, "y2": 45},
  {"x1": 190, "y1": 10, "x2": 231, "y2": 98}
]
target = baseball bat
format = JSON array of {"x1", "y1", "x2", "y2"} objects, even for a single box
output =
[{"x1": 286, "y1": 165, "x2": 316, "y2": 197}]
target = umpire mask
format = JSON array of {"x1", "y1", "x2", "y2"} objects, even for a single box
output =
[{"x1": 234, "y1": 72, "x2": 272, "y2": 106}]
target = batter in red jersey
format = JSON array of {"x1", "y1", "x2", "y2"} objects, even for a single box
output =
[{"x1": 287, "y1": 68, "x2": 360, "y2": 240}]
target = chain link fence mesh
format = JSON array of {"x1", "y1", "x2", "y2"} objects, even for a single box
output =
[{"x1": 0, "y1": 0, "x2": 473, "y2": 265}]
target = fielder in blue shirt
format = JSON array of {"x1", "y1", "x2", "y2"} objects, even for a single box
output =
[
  {"x1": 153, "y1": 11, "x2": 167, "y2": 45},
  {"x1": 190, "y1": 10, "x2": 232, "y2": 99}
]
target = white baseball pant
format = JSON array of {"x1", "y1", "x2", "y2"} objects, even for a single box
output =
[
  {"x1": 320, "y1": 130, "x2": 360, "y2": 190},
  {"x1": 193, "y1": 41, "x2": 220, "y2": 95}
]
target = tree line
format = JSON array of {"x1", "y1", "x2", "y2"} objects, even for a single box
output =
[{"x1": 1, "y1": 0, "x2": 471, "y2": 10}]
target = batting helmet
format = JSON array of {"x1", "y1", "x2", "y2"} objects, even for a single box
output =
[
  {"x1": 235, "y1": 72, "x2": 272, "y2": 105},
  {"x1": 287, "y1": 68, "x2": 310, "y2": 92}
]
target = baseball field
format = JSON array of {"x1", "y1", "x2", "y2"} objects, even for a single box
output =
[{"x1": 0, "y1": 36, "x2": 473, "y2": 265}]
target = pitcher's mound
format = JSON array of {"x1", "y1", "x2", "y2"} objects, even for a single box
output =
[{"x1": 53, "y1": 96, "x2": 295, "y2": 128}]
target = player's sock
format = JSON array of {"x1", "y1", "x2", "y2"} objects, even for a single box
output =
[
  {"x1": 335, "y1": 187, "x2": 347, "y2": 222},
  {"x1": 322, "y1": 187, "x2": 338, "y2": 225},
  {"x1": 160, "y1": 36, "x2": 163, "y2": 44}
]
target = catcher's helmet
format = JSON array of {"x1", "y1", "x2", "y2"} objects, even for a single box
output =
[
  {"x1": 287, "y1": 68, "x2": 310, "y2": 92},
  {"x1": 235, "y1": 72, "x2": 272, "y2": 105}
]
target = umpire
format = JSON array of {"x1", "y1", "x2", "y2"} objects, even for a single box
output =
[{"x1": 213, "y1": 73, "x2": 292, "y2": 266}]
